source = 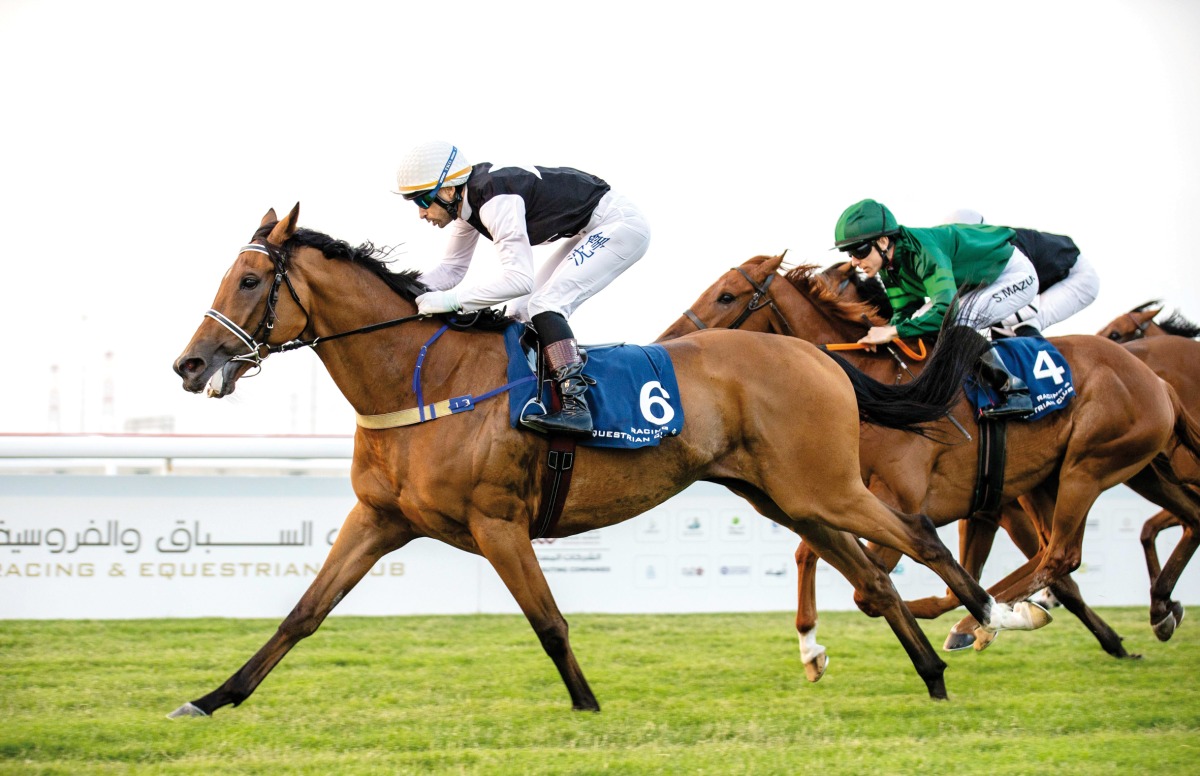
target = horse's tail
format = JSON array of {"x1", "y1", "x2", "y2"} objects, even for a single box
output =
[{"x1": 827, "y1": 325, "x2": 989, "y2": 434}]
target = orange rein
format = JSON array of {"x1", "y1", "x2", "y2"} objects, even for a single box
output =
[{"x1": 825, "y1": 338, "x2": 928, "y2": 361}]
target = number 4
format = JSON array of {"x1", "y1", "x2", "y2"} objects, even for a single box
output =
[{"x1": 1033, "y1": 350, "x2": 1065, "y2": 385}]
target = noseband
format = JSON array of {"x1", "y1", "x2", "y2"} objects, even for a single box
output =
[{"x1": 682, "y1": 267, "x2": 793, "y2": 335}]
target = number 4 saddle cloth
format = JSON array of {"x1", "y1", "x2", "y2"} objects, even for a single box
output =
[
  {"x1": 964, "y1": 337, "x2": 1076, "y2": 421},
  {"x1": 502, "y1": 323, "x2": 685, "y2": 449}
]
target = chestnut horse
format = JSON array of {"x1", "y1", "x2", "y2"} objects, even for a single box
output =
[
  {"x1": 1095, "y1": 301, "x2": 1200, "y2": 619},
  {"x1": 658, "y1": 255, "x2": 1200, "y2": 679},
  {"x1": 168, "y1": 206, "x2": 1050, "y2": 717}
]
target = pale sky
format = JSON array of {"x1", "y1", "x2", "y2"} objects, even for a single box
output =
[{"x1": 2, "y1": 0, "x2": 1197, "y2": 436}]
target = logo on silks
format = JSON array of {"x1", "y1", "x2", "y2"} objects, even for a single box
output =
[{"x1": 570, "y1": 233, "x2": 610, "y2": 266}]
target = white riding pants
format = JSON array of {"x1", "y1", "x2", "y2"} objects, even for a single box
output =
[
  {"x1": 509, "y1": 191, "x2": 651, "y2": 322},
  {"x1": 957, "y1": 247, "x2": 1039, "y2": 330},
  {"x1": 1032, "y1": 254, "x2": 1100, "y2": 330}
]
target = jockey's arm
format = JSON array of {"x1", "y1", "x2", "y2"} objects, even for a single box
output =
[
  {"x1": 418, "y1": 220, "x2": 479, "y2": 291},
  {"x1": 452, "y1": 194, "x2": 535, "y2": 312}
]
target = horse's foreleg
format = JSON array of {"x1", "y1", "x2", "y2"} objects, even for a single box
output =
[
  {"x1": 1112, "y1": 468, "x2": 1200, "y2": 640},
  {"x1": 470, "y1": 519, "x2": 598, "y2": 712},
  {"x1": 798, "y1": 524, "x2": 947, "y2": 699},
  {"x1": 1140, "y1": 510, "x2": 1180, "y2": 583},
  {"x1": 168, "y1": 503, "x2": 413, "y2": 719},
  {"x1": 793, "y1": 540, "x2": 826, "y2": 682}
]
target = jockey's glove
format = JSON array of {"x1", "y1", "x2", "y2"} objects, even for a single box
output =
[{"x1": 416, "y1": 289, "x2": 463, "y2": 315}]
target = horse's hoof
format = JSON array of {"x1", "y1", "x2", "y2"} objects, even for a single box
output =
[
  {"x1": 943, "y1": 630, "x2": 976, "y2": 651},
  {"x1": 1153, "y1": 613, "x2": 1177, "y2": 642},
  {"x1": 972, "y1": 627, "x2": 998, "y2": 652},
  {"x1": 1016, "y1": 600, "x2": 1053, "y2": 630},
  {"x1": 804, "y1": 652, "x2": 829, "y2": 683},
  {"x1": 166, "y1": 702, "x2": 209, "y2": 720},
  {"x1": 1171, "y1": 601, "x2": 1185, "y2": 628}
]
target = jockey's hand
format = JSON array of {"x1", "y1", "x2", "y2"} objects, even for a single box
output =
[
  {"x1": 416, "y1": 289, "x2": 462, "y2": 315},
  {"x1": 856, "y1": 325, "x2": 898, "y2": 352}
]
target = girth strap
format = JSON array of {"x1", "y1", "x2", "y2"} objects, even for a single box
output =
[
  {"x1": 969, "y1": 417, "x2": 1008, "y2": 515},
  {"x1": 532, "y1": 435, "x2": 577, "y2": 540}
]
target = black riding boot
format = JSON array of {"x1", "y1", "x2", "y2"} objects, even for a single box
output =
[
  {"x1": 978, "y1": 346, "x2": 1034, "y2": 419},
  {"x1": 523, "y1": 314, "x2": 594, "y2": 437}
]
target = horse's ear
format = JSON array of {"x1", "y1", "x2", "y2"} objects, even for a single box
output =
[
  {"x1": 779, "y1": 249, "x2": 789, "y2": 262},
  {"x1": 267, "y1": 202, "x2": 300, "y2": 246},
  {"x1": 764, "y1": 254, "x2": 785, "y2": 273},
  {"x1": 260, "y1": 208, "x2": 278, "y2": 228}
]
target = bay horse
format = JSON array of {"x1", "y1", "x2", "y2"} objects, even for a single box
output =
[
  {"x1": 1095, "y1": 301, "x2": 1200, "y2": 620},
  {"x1": 168, "y1": 205, "x2": 1048, "y2": 717},
  {"x1": 658, "y1": 255, "x2": 1200, "y2": 679}
]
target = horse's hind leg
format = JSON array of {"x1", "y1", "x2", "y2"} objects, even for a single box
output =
[
  {"x1": 806, "y1": 487, "x2": 1049, "y2": 636},
  {"x1": 168, "y1": 503, "x2": 414, "y2": 719},
  {"x1": 470, "y1": 518, "x2": 598, "y2": 711},
  {"x1": 809, "y1": 524, "x2": 949, "y2": 698}
]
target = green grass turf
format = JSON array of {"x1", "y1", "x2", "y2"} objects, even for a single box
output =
[{"x1": 1, "y1": 608, "x2": 1197, "y2": 774}]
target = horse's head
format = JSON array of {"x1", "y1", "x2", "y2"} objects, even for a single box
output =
[
  {"x1": 817, "y1": 261, "x2": 894, "y2": 319},
  {"x1": 657, "y1": 254, "x2": 787, "y2": 342},
  {"x1": 1096, "y1": 301, "x2": 1163, "y2": 342},
  {"x1": 173, "y1": 203, "x2": 311, "y2": 397}
]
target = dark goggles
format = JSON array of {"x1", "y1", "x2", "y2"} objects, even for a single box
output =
[
  {"x1": 842, "y1": 241, "x2": 876, "y2": 261},
  {"x1": 404, "y1": 188, "x2": 443, "y2": 209}
]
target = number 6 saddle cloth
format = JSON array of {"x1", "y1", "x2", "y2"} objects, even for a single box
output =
[
  {"x1": 965, "y1": 337, "x2": 1076, "y2": 421},
  {"x1": 502, "y1": 323, "x2": 685, "y2": 449}
]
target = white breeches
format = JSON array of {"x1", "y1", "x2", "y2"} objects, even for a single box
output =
[
  {"x1": 508, "y1": 191, "x2": 651, "y2": 322},
  {"x1": 956, "y1": 247, "x2": 1039, "y2": 329},
  {"x1": 1034, "y1": 254, "x2": 1100, "y2": 330}
]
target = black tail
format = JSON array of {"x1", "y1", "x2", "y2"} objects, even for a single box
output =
[{"x1": 827, "y1": 325, "x2": 989, "y2": 434}]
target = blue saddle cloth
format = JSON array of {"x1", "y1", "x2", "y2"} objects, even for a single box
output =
[
  {"x1": 964, "y1": 337, "x2": 1076, "y2": 421},
  {"x1": 502, "y1": 323, "x2": 685, "y2": 449}
]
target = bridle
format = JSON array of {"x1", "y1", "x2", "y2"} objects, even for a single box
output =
[
  {"x1": 681, "y1": 267, "x2": 793, "y2": 335},
  {"x1": 204, "y1": 241, "x2": 428, "y2": 377},
  {"x1": 1109, "y1": 311, "x2": 1155, "y2": 342}
]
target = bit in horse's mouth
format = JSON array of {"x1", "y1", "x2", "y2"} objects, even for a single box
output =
[{"x1": 205, "y1": 361, "x2": 243, "y2": 398}]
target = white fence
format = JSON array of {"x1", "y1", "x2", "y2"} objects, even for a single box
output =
[{"x1": 0, "y1": 434, "x2": 1195, "y2": 619}]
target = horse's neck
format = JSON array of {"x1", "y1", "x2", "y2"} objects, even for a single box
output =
[
  {"x1": 774, "y1": 278, "x2": 871, "y2": 346},
  {"x1": 301, "y1": 265, "x2": 508, "y2": 416}
]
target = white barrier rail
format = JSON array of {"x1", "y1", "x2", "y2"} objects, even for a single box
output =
[{"x1": 0, "y1": 433, "x2": 354, "y2": 460}]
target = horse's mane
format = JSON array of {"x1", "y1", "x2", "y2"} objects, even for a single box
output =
[
  {"x1": 1125, "y1": 299, "x2": 1199, "y2": 338},
  {"x1": 255, "y1": 224, "x2": 514, "y2": 331},
  {"x1": 780, "y1": 263, "x2": 888, "y2": 327},
  {"x1": 823, "y1": 261, "x2": 894, "y2": 318},
  {"x1": 1159, "y1": 311, "x2": 1200, "y2": 339}
]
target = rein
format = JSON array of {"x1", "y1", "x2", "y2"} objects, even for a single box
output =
[
  {"x1": 682, "y1": 267, "x2": 794, "y2": 335},
  {"x1": 204, "y1": 241, "x2": 532, "y2": 428},
  {"x1": 1121, "y1": 311, "x2": 1154, "y2": 340},
  {"x1": 205, "y1": 241, "x2": 425, "y2": 373}
]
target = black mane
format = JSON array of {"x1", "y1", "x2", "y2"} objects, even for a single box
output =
[
  {"x1": 1159, "y1": 311, "x2": 1200, "y2": 339},
  {"x1": 253, "y1": 224, "x2": 514, "y2": 331}
]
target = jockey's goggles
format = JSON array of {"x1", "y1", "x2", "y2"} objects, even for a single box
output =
[
  {"x1": 843, "y1": 241, "x2": 876, "y2": 261},
  {"x1": 404, "y1": 189, "x2": 444, "y2": 209}
]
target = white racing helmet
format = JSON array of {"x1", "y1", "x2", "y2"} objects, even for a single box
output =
[
  {"x1": 395, "y1": 141, "x2": 473, "y2": 196},
  {"x1": 942, "y1": 208, "x2": 986, "y2": 225}
]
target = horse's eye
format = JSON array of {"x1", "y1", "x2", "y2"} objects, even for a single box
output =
[
  {"x1": 1108, "y1": 332, "x2": 1122, "y2": 341},
  {"x1": 240, "y1": 275, "x2": 260, "y2": 290},
  {"x1": 718, "y1": 293, "x2": 735, "y2": 304}
]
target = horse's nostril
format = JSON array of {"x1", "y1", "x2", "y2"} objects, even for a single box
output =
[{"x1": 176, "y1": 356, "x2": 206, "y2": 377}]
